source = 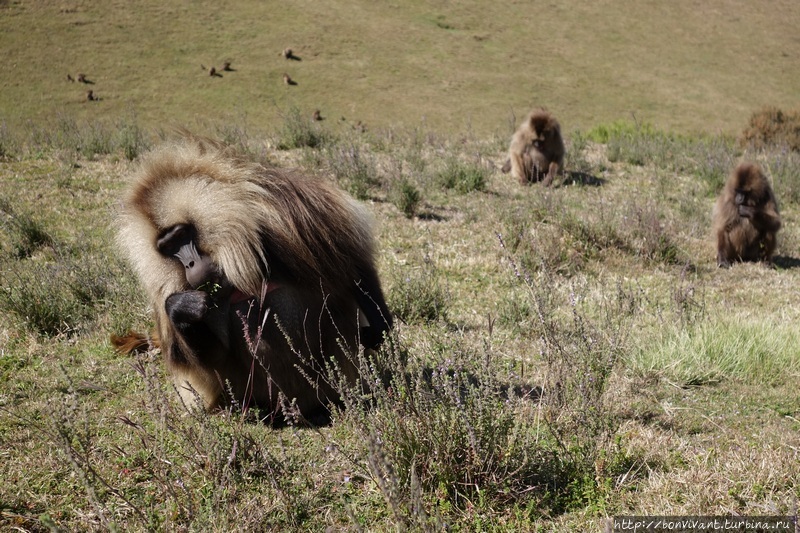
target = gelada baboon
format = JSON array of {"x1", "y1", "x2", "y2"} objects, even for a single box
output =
[
  {"x1": 113, "y1": 135, "x2": 392, "y2": 420},
  {"x1": 712, "y1": 162, "x2": 781, "y2": 267},
  {"x1": 505, "y1": 109, "x2": 565, "y2": 186}
]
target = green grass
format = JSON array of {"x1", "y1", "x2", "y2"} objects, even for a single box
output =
[{"x1": 631, "y1": 317, "x2": 800, "y2": 386}]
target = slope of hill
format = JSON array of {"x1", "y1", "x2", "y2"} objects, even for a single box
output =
[{"x1": 2, "y1": 0, "x2": 798, "y2": 135}]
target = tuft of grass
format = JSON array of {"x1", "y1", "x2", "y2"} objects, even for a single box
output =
[
  {"x1": 389, "y1": 256, "x2": 449, "y2": 323},
  {"x1": 323, "y1": 142, "x2": 380, "y2": 200},
  {"x1": 500, "y1": 194, "x2": 604, "y2": 277},
  {"x1": 605, "y1": 126, "x2": 675, "y2": 167},
  {"x1": 68, "y1": 118, "x2": 117, "y2": 159},
  {"x1": 620, "y1": 202, "x2": 684, "y2": 265},
  {"x1": 631, "y1": 317, "x2": 800, "y2": 387},
  {"x1": 681, "y1": 135, "x2": 739, "y2": 194},
  {"x1": 0, "y1": 197, "x2": 54, "y2": 258},
  {"x1": 435, "y1": 156, "x2": 487, "y2": 193},
  {"x1": 765, "y1": 147, "x2": 800, "y2": 205},
  {"x1": 565, "y1": 130, "x2": 593, "y2": 173},
  {"x1": 497, "y1": 287, "x2": 534, "y2": 332},
  {"x1": 0, "y1": 200, "x2": 130, "y2": 336},
  {"x1": 275, "y1": 107, "x2": 333, "y2": 150},
  {"x1": 117, "y1": 119, "x2": 150, "y2": 161},
  {"x1": 590, "y1": 121, "x2": 740, "y2": 193},
  {"x1": 586, "y1": 120, "x2": 659, "y2": 144},
  {"x1": 0, "y1": 122, "x2": 16, "y2": 159},
  {"x1": 501, "y1": 193, "x2": 685, "y2": 280},
  {"x1": 390, "y1": 177, "x2": 422, "y2": 218},
  {"x1": 0, "y1": 247, "x2": 123, "y2": 336}
]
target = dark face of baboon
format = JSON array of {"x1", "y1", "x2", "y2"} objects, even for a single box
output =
[
  {"x1": 114, "y1": 135, "x2": 393, "y2": 422},
  {"x1": 712, "y1": 162, "x2": 781, "y2": 267},
  {"x1": 156, "y1": 223, "x2": 222, "y2": 290},
  {"x1": 507, "y1": 109, "x2": 565, "y2": 186}
]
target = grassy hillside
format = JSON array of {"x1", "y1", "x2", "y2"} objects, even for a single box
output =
[{"x1": 2, "y1": 0, "x2": 799, "y2": 135}]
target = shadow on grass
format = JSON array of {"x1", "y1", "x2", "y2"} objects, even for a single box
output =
[
  {"x1": 416, "y1": 211, "x2": 446, "y2": 222},
  {"x1": 560, "y1": 171, "x2": 606, "y2": 187},
  {"x1": 772, "y1": 255, "x2": 800, "y2": 269}
]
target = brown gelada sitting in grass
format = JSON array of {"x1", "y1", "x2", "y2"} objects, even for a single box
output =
[
  {"x1": 112, "y1": 134, "x2": 392, "y2": 424},
  {"x1": 712, "y1": 162, "x2": 781, "y2": 267}
]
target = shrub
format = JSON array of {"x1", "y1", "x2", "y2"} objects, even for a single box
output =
[
  {"x1": 740, "y1": 107, "x2": 800, "y2": 151},
  {"x1": 498, "y1": 245, "x2": 633, "y2": 512},
  {"x1": 345, "y1": 344, "x2": 549, "y2": 524},
  {"x1": 390, "y1": 177, "x2": 422, "y2": 218},
  {"x1": 586, "y1": 120, "x2": 658, "y2": 144}
]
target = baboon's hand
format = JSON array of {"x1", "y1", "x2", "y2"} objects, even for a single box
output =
[{"x1": 165, "y1": 290, "x2": 211, "y2": 325}]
